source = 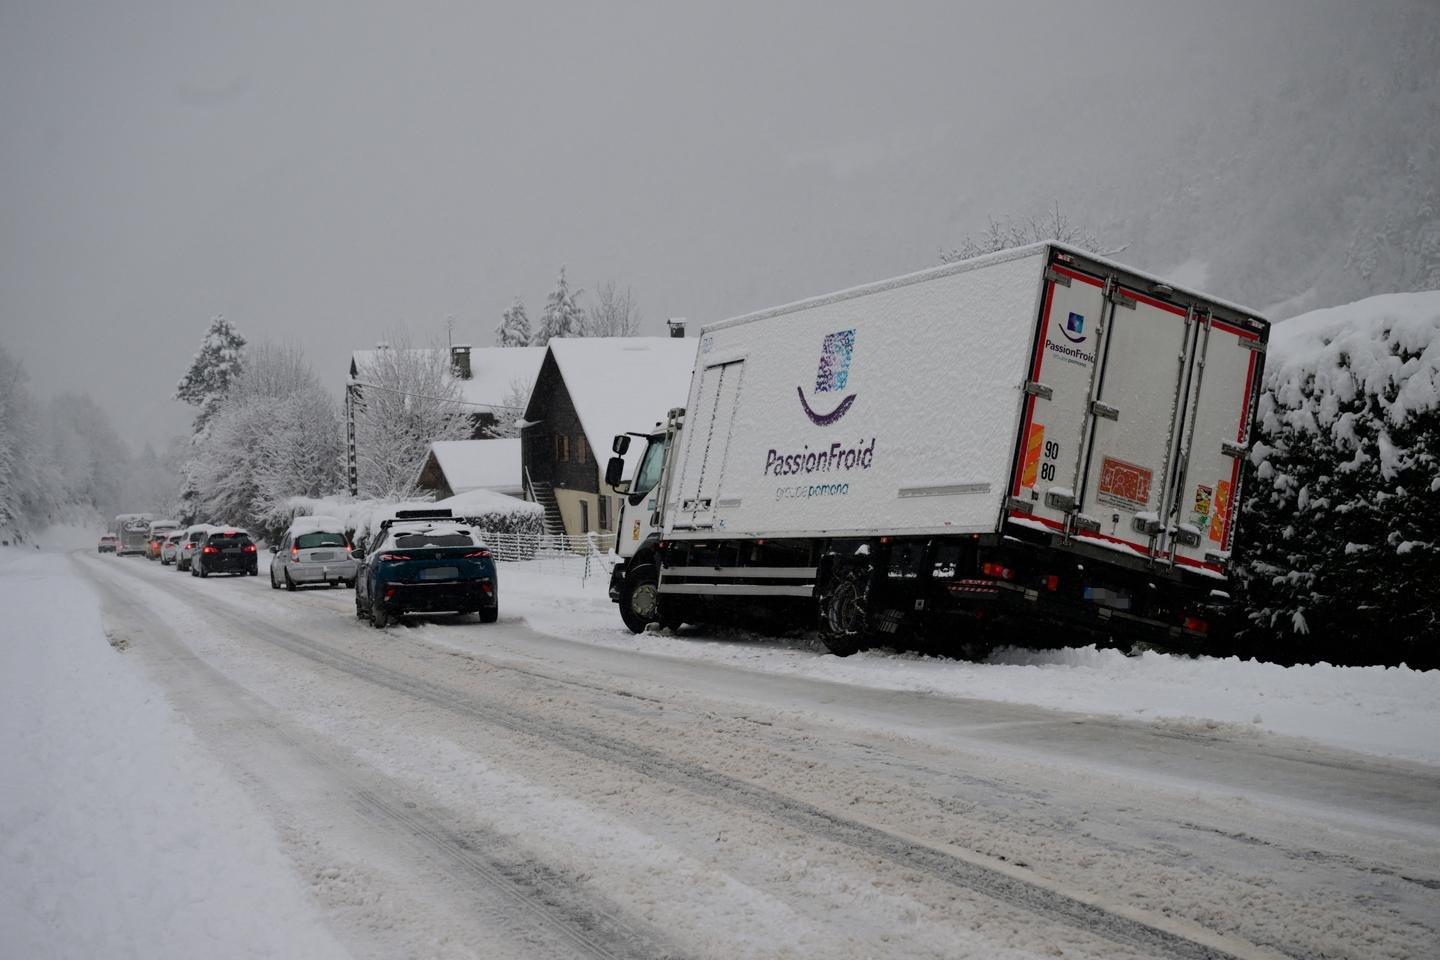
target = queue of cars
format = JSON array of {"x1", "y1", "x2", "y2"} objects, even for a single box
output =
[{"x1": 101, "y1": 509, "x2": 499, "y2": 628}]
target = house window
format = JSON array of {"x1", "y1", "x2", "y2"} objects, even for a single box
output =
[
  {"x1": 580, "y1": 499, "x2": 590, "y2": 533},
  {"x1": 598, "y1": 493, "x2": 609, "y2": 531},
  {"x1": 576, "y1": 434, "x2": 588, "y2": 465},
  {"x1": 555, "y1": 434, "x2": 570, "y2": 462}
]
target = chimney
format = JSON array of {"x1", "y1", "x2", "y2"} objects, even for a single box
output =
[
  {"x1": 667, "y1": 318, "x2": 687, "y2": 338},
  {"x1": 450, "y1": 344, "x2": 472, "y2": 380}
]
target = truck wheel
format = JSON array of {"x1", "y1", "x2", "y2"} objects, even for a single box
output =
[
  {"x1": 818, "y1": 570, "x2": 868, "y2": 657},
  {"x1": 620, "y1": 564, "x2": 661, "y2": 634}
]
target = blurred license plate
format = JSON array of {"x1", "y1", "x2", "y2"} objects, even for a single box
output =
[
  {"x1": 310, "y1": 552, "x2": 334, "y2": 561},
  {"x1": 417, "y1": 566, "x2": 458, "y2": 581}
]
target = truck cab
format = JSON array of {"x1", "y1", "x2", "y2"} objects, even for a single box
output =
[{"x1": 606, "y1": 410, "x2": 683, "y2": 631}]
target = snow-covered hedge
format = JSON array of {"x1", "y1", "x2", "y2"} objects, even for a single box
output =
[
  {"x1": 1236, "y1": 292, "x2": 1439, "y2": 668},
  {"x1": 282, "y1": 489, "x2": 543, "y2": 550}
]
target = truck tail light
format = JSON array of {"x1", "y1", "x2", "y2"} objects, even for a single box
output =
[
  {"x1": 1044, "y1": 575, "x2": 1059, "y2": 592},
  {"x1": 1183, "y1": 616, "x2": 1209, "y2": 635},
  {"x1": 981, "y1": 562, "x2": 1016, "y2": 581}
]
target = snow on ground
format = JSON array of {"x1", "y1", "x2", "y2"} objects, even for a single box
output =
[
  {"x1": 493, "y1": 557, "x2": 1440, "y2": 766},
  {"x1": 0, "y1": 545, "x2": 347, "y2": 960}
]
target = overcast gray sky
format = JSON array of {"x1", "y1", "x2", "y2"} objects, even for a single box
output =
[{"x1": 0, "y1": 0, "x2": 1359, "y2": 449}]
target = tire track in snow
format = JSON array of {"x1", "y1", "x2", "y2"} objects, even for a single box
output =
[
  {"x1": 81, "y1": 553, "x2": 1286, "y2": 960},
  {"x1": 82, "y1": 556, "x2": 686, "y2": 960}
]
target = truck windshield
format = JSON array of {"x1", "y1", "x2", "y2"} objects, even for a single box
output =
[{"x1": 632, "y1": 437, "x2": 666, "y2": 497}]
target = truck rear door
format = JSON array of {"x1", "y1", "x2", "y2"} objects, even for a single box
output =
[
  {"x1": 1008, "y1": 249, "x2": 1265, "y2": 577},
  {"x1": 672, "y1": 359, "x2": 745, "y2": 529}
]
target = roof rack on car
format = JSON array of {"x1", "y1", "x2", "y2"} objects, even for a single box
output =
[{"x1": 378, "y1": 508, "x2": 454, "y2": 534}]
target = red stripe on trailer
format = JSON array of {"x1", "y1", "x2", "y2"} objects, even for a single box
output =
[
  {"x1": 1212, "y1": 319, "x2": 1259, "y2": 340},
  {"x1": 1013, "y1": 280, "x2": 1059, "y2": 497},
  {"x1": 1049, "y1": 265, "x2": 1103, "y2": 289},
  {"x1": 1007, "y1": 511, "x2": 1225, "y2": 575},
  {"x1": 1220, "y1": 349, "x2": 1259, "y2": 550}
]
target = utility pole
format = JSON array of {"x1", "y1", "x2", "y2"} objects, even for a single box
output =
[{"x1": 345, "y1": 380, "x2": 359, "y2": 496}]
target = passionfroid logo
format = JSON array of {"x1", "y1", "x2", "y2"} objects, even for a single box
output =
[
  {"x1": 797, "y1": 329, "x2": 857, "y2": 425},
  {"x1": 1060, "y1": 311, "x2": 1086, "y2": 344}
]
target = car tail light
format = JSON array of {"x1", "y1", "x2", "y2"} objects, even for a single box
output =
[
  {"x1": 202, "y1": 545, "x2": 218, "y2": 554},
  {"x1": 379, "y1": 554, "x2": 412, "y2": 562},
  {"x1": 981, "y1": 561, "x2": 1016, "y2": 581},
  {"x1": 464, "y1": 550, "x2": 491, "y2": 558},
  {"x1": 291, "y1": 545, "x2": 299, "y2": 558},
  {"x1": 1183, "y1": 616, "x2": 1209, "y2": 635},
  {"x1": 243, "y1": 544, "x2": 257, "y2": 553},
  {"x1": 384, "y1": 587, "x2": 397, "y2": 599},
  {"x1": 481, "y1": 581, "x2": 493, "y2": 595}
]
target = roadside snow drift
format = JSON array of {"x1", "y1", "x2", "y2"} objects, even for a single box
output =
[{"x1": 0, "y1": 548, "x2": 346, "y2": 960}]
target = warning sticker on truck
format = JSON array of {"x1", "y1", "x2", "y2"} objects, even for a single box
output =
[
  {"x1": 1096, "y1": 457, "x2": 1153, "y2": 511},
  {"x1": 1021, "y1": 423, "x2": 1045, "y2": 488},
  {"x1": 1190, "y1": 484, "x2": 1213, "y2": 530},
  {"x1": 1209, "y1": 480, "x2": 1232, "y2": 544}
]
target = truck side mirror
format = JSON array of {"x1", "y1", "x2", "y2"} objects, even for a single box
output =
[
  {"x1": 605, "y1": 455, "x2": 628, "y2": 491},
  {"x1": 612, "y1": 434, "x2": 630, "y2": 456}
]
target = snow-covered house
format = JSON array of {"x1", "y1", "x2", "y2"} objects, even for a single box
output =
[
  {"x1": 414, "y1": 438, "x2": 523, "y2": 500},
  {"x1": 348, "y1": 344, "x2": 545, "y2": 439},
  {"x1": 521, "y1": 337, "x2": 696, "y2": 537}
]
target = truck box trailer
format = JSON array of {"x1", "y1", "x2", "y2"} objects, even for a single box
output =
[{"x1": 606, "y1": 243, "x2": 1269, "y2": 654}]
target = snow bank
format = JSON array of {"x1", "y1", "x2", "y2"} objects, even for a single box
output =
[
  {"x1": 485, "y1": 560, "x2": 1440, "y2": 765},
  {"x1": 0, "y1": 547, "x2": 346, "y2": 959}
]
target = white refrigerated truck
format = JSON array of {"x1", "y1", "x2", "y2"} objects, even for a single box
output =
[{"x1": 605, "y1": 243, "x2": 1269, "y2": 655}]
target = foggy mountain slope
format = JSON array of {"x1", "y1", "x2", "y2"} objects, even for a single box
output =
[{"x1": 1063, "y1": 1, "x2": 1440, "y2": 317}]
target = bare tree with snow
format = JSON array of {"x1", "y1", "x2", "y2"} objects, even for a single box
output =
[
  {"x1": 941, "y1": 202, "x2": 1110, "y2": 263},
  {"x1": 584, "y1": 281, "x2": 642, "y2": 337},
  {"x1": 351, "y1": 331, "x2": 472, "y2": 499}
]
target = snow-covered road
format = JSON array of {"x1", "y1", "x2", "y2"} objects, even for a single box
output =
[{"x1": 14, "y1": 548, "x2": 1440, "y2": 959}]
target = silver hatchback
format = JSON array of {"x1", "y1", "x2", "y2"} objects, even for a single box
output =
[{"x1": 269, "y1": 520, "x2": 357, "y2": 590}]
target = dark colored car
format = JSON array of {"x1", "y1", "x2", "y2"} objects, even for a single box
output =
[
  {"x1": 354, "y1": 511, "x2": 497, "y2": 628},
  {"x1": 98, "y1": 535, "x2": 118, "y2": 554},
  {"x1": 191, "y1": 529, "x2": 259, "y2": 578}
]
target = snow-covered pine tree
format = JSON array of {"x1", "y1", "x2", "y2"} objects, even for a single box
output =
[
  {"x1": 175, "y1": 315, "x2": 246, "y2": 434},
  {"x1": 497, "y1": 299, "x2": 532, "y2": 347},
  {"x1": 1235, "y1": 293, "x2": 1440, "y2": 669},
  {"x1": 533, "y1": 266, "x2": 585, "y2": 346}
]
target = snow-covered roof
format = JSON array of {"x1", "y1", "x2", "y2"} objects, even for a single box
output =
[
  {"x1": 432, "y1": 487, "x2": 543, "y2": 516},
  {"x1": 544, "y1": 337, "x2": 697, "y2": 453},
  {"x1": 349, "y1": 346, "x2": 544, "y2": 411},
  {"x1": 419, "y1": 439, "x2": 522, "y2": 494}
]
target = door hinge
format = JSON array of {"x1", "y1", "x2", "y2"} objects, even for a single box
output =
[
  {"x1": 1172, "y1": 527, "x2": 1202, "y2": 548},
  {"x1": 1107, "y1": 285, "x2": 1137, "y2": 309},
  {"x1": 1044, "y1": 267, "x2": 1072, "y2": 287},
  {"x1": 1239, "y1": 337, "x2": 1267, "y2": 353},
  {"x1": 1071, "y1": 514, "x2": 1101, "y2": 534},
  {"x1": 1044, "y1": 489, "x2": 1076, "y2": 512},
  {"x1": 1024, "y1": 380, "x2": 1053, "y2": 400},
  {"x1": 1006, "y1": 496, "x2": 1034, "y2": 515},
  {"x1": 1089, "y1": 400, "x2": 1120, "y2": 421},
  {"x1": 1221, "y1": 441, "x2": 1248, "y2": 458}
]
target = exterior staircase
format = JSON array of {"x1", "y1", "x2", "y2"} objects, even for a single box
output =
[{"x1": 528, "y1": 481, "x2": 566, "y2": 537}]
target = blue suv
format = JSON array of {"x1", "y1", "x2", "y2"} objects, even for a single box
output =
[{"x1": 354, "y1": 510, "x2": 497, "y2": 628}]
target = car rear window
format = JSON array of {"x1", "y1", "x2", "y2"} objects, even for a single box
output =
[
  {"x1": 391, "y1": 531, "x2": 475, "y2": 549},
  {"x1": 295, "y1": 532, "x2": 346, "y2": 549},
  {"x1": 207, "y1": 532, "x2": 252, "y2": 545}
]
